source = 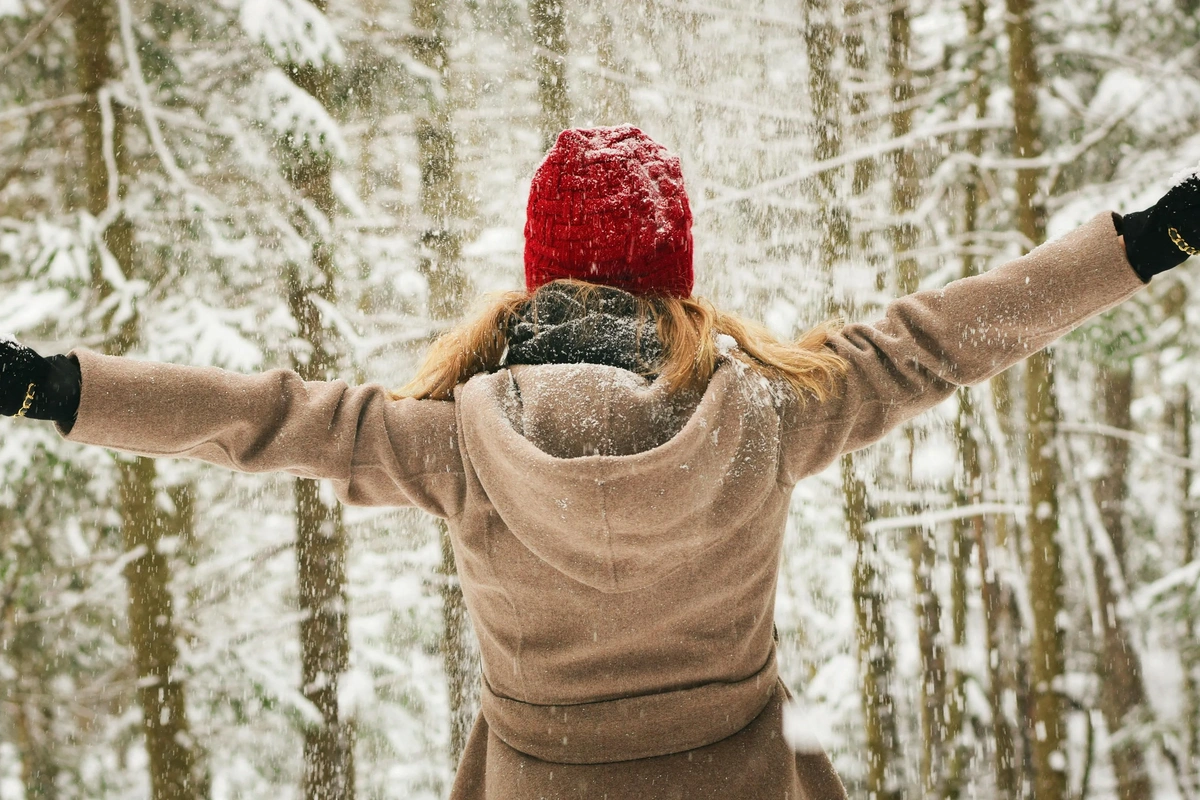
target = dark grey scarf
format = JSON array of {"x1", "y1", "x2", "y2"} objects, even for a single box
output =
[{"x1": 505, "y1": 284, "x2": 664, "y2": 376}]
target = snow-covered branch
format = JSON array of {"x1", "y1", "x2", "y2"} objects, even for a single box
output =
[
  {"x1": 0, "y1": 93, "x2": 86, "y2": 124},
  {"x1": 1059, "y1": 422, "x2": 1200, "y2": 471},
  {"x1": 697, "y1": 118, "x2": 1007, "y2": 213},
  {"x1": 115, "y1": 0, "x2": 211, "y2": 207},
  {"x1": 862, "y1": 502, "x2": 1027, "y2": 534}
]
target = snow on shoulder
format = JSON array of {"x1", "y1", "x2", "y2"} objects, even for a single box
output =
[
  {"x1": 1169, "y1": 163, "x2": 1200, "y2": 188},
  {"x1": 715, "y1": 333, "x2": 738, "y2": 355}
]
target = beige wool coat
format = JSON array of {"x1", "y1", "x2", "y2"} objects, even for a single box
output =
[{"x1": 59, "y1": 212, "x2": 1144, "y2": 799}]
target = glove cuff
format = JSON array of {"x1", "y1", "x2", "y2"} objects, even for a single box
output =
[
  {"x1": 25, "y1": 354, "x2": 81, "y2": 429},
  {"x1": 1118, "y1": 207, "x2": 1192, "y2": 283}
]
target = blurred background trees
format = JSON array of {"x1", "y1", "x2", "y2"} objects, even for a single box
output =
[{"x1": 3, "y1": 0, "x2": 1200, "y2": 797}]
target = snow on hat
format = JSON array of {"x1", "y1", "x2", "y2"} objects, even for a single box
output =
[{"x1": 524, "y1": 125, "x2": 694, "y2": 298}]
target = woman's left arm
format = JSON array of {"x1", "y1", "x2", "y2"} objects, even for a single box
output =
[
  {"x1": 29, "y1": 350, "x2": 465, "y2": 517},
  {"x1": 779, "y1": 210, "x2": 1146, "y2": 483}
]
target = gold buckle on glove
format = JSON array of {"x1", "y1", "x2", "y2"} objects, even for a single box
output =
[
  {"x1": 14, "y1": 382, "x2": 35, "y2": 418},
  {"x1": 1169, "y1": 226, "x2": 1200, "y2": 257}
]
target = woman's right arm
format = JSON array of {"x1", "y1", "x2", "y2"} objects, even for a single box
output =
[{"x1": 2, "y1": 346, "x2": 465, "y2": 518}]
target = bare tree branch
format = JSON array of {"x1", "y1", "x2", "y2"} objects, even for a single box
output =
[
  {"x1": 0, "y1": 94, "x2": 86, "y2": 124},
  {"x1": 0, "y1": 0, "x2": 72, "y2": 72},
  {"x1": 699, "y1": 118, "x2": 1006, "y2": 213}
]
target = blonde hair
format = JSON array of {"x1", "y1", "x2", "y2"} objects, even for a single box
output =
[{"x1": 395, "y1": 280, "x2": 847, "y2": 402}]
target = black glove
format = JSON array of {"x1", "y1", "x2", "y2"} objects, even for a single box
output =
[
  {"x1": 1116, "y1": 172, "x2": 1200, "y2": 282},
  {"x1": 0, "y1": 338, "x2": 81, "y2": 426}
]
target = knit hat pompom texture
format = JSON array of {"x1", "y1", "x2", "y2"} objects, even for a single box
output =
[{"x1": 524, "y1": 125, "x2": 694, "y2": 298}]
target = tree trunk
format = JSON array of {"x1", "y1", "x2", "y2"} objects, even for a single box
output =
[
  {"x1": 70, "y1": 3, "x2": 205, "y2": 797},
  {"x1": 952, "y1": 3, "x2": 1020, "y2": 795},
  {"x1": 843, "y1": 457, "x2": 903, "y2": 800},
  {"x1": 409, "y1": 0, "x2": 476, "y2": 769},
  {"x1": 959, "y1": 392, "x2": 1021, "y2": 800},
  {"x1": 530, "y1": 0, "x2": 570, "y2": 150},
  {"x1": 843, "y1": 1, "x2": 875, "y2": 202},
  {"x1": 889, "y1": 5, "x2": 947, "y2": 792},
  {"x1": 411, "y1": 0, "x2": 467, "y2": 321},
  {"x1": 888, "y1": 2, "x2": 919, "y2": 297},
  {"x1": 804, "y1": 5, "x2": 900, "y2": 794},
  {"x1": 1005, "y1": 1, "x2": 1066, "y2": 797},
  {"x1": 593, "y1": 5, "x2": 632, "y2": 125},
  {"x1": 947, "y1": 409, "x2": 974, "y2": 800},
  {"x1": 908, "y1": 522, "x2": 946, "y2": 791},
  {"x1": 1182, "y1": 383, "x2": 1200, "y2": 781},
  {"x1": 805, "y1": 0, "x2": 849, "y2": 310},
  {"x1": 1025, "y1": 353, "x2": 1066, "y2": 800},
  {"x1": 437, "y1": 521, "x2": 475, "y2": 765},
  {"x1": 13, "y1": 697, "x2": 59, "y2": 800},
  {"x1": 292, "y1": 478, "x2": 353, "y2": 800},
  {"x1": 1093, "y1": 366, "x2": 1152, "y2": 800},
  {"x1": 276, "y1": 3, "x2": 354, "y2": 796},
  {"x1": 975, "y1": 521, "x2": 1022, "y2": 800},
  {"x1": 119, "y1": 457, "x2": 208, "y2": 800},
  {"x1": 6, "y1": 514, "x2": 62, "y2": 800}
]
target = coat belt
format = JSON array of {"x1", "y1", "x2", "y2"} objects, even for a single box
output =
[{"x1": 479, "y1": 647, "x2": 779, "y2": 764}]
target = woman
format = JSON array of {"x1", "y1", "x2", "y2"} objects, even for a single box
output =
[{"x1": 3, "y1": 125, "x2": 1198, "y2": 798}]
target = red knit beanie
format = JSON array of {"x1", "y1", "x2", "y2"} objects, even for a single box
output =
[{"x1": 524, "y1": 125, "x2": 694, "y2": 298}]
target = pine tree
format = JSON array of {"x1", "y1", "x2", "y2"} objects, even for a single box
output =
[
  {"x1": 266, "y1": 0, "x2": 356, "y2": 794},
  {"x1": 530, "y1": 0, "x2": 571, "y2": 149},
  {"x1": 1005, "y1": 2, "x2": 1066, "y2": 797},
  {"x1": 1092, "y1": 362, "x2": 1152, "y2": 800},
  {"x1": 887, "y1": 4, "x2": 949, "y2": 791},
  {"x1": 804, "y1": 1, "x2": 901, "y2": 796},
  {"x1": 69, "y1": 1, "x2": 206, "y2": 796},
  {"x1": 409, "y1": 0, "x2": 477, "y2": 768}
]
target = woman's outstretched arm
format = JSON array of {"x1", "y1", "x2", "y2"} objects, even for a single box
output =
[
  {"x1": 0, "y1": 346, "x2": 465, "y2": 517},
  {"x1": 780, "y1": 170, "x2": 1200, "y2": 484},
  {"x1": 779, "y1": 209, "x2": 1149, "y2": 484}
]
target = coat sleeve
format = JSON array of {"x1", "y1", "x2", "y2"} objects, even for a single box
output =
[
  {"x1": 778, "y1": 211, "x2": 1146, "y2": 485},
  {"x1": 58, "y1": 351, "x2": 466, "y2": 518}
]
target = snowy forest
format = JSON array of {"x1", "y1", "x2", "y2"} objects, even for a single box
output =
[{"x1": 2, "y1": 0, "x2": 1199, "y2": 798}]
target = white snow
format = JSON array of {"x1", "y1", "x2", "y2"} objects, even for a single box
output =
[{"x1": 240, "y1": 0, "x2": 345, "y2": 68}]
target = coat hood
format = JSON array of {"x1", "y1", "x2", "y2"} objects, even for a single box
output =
[{"x1": 455, "y1": 361, "x2": 785, "y2": 593}]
